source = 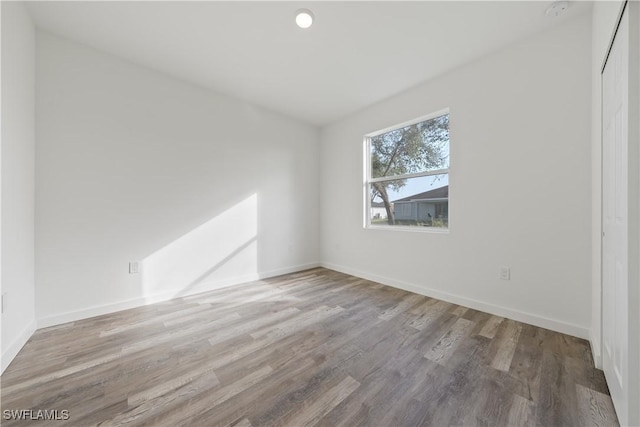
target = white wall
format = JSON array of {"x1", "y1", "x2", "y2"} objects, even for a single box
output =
[
  {"x1": 590, "y1": 0, "x2": 624, "y2": 369},
  {"x1": 1, "y1": 2, "x2": 36, "y2": 373},
  {"x1": 320, "y1": 14, "x2": 592, "y2": 338},
  {"x1": 36, "y1": 32, "x2": 320, "y2": 326}
]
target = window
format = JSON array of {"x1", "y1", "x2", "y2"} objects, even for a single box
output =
[{"x1": 365, "y1": 110, "x2": 450, "y2": 230}]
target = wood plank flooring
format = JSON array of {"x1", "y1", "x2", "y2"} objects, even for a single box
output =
[{"x1": 1, "y1": 268, "x2": 619, "y2": 426}]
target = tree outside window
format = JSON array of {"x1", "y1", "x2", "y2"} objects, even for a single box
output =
[{"x1": 366, "y1": 111, "x2": 450, "y2": 229}]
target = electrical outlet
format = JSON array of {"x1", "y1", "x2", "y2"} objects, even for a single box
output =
[
  {"x1": 129, "y1": 261, "x2": 141, "y2": 274},
  {"x1": 500, "y1": 266, "x2": 511, "y2": 280}
]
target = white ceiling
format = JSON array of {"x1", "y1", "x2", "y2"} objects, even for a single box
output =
[{"x1": 26, "y1": 1, "x2": 592, "y2": 126}]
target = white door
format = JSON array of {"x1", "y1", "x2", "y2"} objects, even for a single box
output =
[{"x1": 602, "y1": 7, "x2": 629, "y2": 426}]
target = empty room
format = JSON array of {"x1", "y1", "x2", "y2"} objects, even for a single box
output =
[{"x1": 1, "y1": 1, "x2": 639, "y2": 426}]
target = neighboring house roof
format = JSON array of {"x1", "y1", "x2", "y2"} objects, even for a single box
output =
[
  {"x1": 393, "y1": 185, "x2": 449, "y2": 203},
  {"x1": 371, "y1": 202, "x2": 388, "y2": 208}
]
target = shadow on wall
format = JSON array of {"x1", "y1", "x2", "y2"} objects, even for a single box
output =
[{"x1": 140, "y1": 193, "x2": 258, "y2": 301}]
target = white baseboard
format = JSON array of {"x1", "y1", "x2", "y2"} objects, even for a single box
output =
[
  {"x1": 37, "y1": 289, "x2": 183, "y2": 329},
  {"x1": 590, "y1": 329, "x2": 603, "y2": 369},
  {"x1": 321, "y1": 262, "x2": 590, "y2": 340},
  {"x1": 29, "y1": 260, "x2": 590, "y2": 360},
  {"x1": 256, "y1": 262, "x2": 321, "y2": 279},
  {"x1": 37, "y1": 262, "x2": 320, "y2": 329},
  {"x1": 1, "y1": 319, "x2": 37, "y2": 374}
]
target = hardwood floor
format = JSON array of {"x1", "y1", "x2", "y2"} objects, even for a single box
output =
[{"x1": 1, "y1": 268, "x2": 618, "y2": 426}]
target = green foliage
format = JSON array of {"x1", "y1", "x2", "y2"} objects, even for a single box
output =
[{"x1": 371, "y1": 114, "x2": 449, "y2": 185}]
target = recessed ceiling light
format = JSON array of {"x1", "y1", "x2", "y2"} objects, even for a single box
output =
[
  {"x1": 545, "y1": 1, "x2": 569, "y2": 17},
  {"x1": 295, "y1": 9, "x2": 314, "y2": 29}
]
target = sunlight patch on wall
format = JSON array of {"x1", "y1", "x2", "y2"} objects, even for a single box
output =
[{"x1": 141, "y1": 194, "x2": 258, "y2": 300}]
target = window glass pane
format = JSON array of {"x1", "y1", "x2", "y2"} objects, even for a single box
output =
[
  {"x1": 370, "y1": 114, "x2": 449, "y2": 179},
  {"x1": 369, "y1": 175, "x2": 448, "y2": 228}
]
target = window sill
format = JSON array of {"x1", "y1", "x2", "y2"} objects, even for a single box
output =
[{"x1": 365, "y1": 225, "x2": 450, "y2": 234}]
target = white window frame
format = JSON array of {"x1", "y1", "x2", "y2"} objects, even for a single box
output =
[{"x1": 363, "y1": 108, "x2": 450, "y2": 232}]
